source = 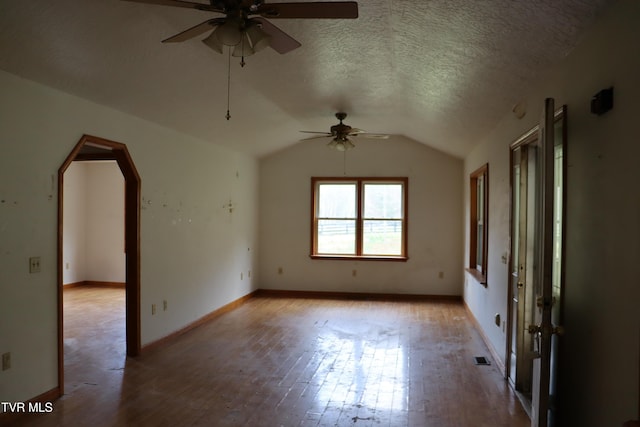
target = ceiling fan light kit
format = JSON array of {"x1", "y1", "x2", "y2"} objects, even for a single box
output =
[
  {"x1": 202, "y1": 31, "x2": 224, "y2": 53},
  {"x1": 328, "y1": 138, "x2": 355, "y2": 151},
  {"x1": 245, "y1": 24, "x2": 270, "y2": 52},
  {"x1": 231, "y1": 35, "x2": 255, "y2": 58},
  {"x1": 216, "y1": 19, "x2": 244, "y2": 46}
]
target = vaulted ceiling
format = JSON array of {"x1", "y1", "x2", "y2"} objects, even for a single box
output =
[{"x1": 0, "y1": 0, "x2": 613, "y2": 158}]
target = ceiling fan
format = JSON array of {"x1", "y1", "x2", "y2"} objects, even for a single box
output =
[
  {"x1": 300, "y1": 112, "x2": 390, "y2": 151},
  {"x1": 123, "y1": 0, "x2": 359, "y2": 58}
]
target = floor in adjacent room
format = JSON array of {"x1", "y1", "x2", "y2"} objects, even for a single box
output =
[{"x1": 9, "y1": 285, "x2": 530, "y2": 426}]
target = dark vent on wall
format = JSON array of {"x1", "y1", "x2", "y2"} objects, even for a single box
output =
[{"x1": 473, "y1": 356, "x2": 491, "y2": 365}]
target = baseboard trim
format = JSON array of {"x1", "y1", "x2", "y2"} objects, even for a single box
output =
[
  {"x1": 463, "y1": 300, "x2": 506, "y2": 377},
  {"x1": 63, "y1": 281, "x2": 126, "y2": 288},
  {"x1": 141, "y1": 290, "x2": 259, "y2": 354},
  {"x1": 255, "y1": 288, "x2": 462, "y2": 302},
  {"x1": 32, "y1": 387, "x2": 61, "y2": 403},
  {"x1": 62, "y1": 281, "x2": 85, "y2": 288}
]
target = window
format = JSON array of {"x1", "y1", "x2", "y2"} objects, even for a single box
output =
[
  {"x1": 311, "y1": 177, "x2": 408, "y2": 260},
  {"x1": 468, "y1": 164, "x2": 488, "y2": 284}
]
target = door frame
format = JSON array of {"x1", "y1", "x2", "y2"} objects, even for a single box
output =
[
  {"x1": 57, "y1": 134, "x2": 141, "y2": 395},
  {"x1": 505, "y1": 105, "x2": 567, "y2": 416}
]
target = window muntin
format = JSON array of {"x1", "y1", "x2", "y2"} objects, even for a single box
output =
[{"x1": 312, "y1": 178, "x2": 407, "y2": 260}]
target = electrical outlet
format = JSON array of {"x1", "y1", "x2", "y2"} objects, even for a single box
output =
[
  {"x1": 151, "y1": 304, "x2": 156, "y2": 315},
  {"x1": 439, "y1": 271, "x2": 444, "y2": 279},
  {"x1": 29, "y1": 257, "x2": 41, "y2": 274},
  {"x1": 2, "y1": 352, "x2": 10, "y2": 371},
  {"x1": 248, "y1": 270, "x2": 251, "y2": 278},
  {"x1": 240, "y1": 272, "x2": 243, "y2": 280},
  {"x1": 352, "y1": 270, "x2": 357, "y2": 277},
  {"x1": 163, "y1": 300, "x2": 168, "y2": 311},
  {"x1": 278, "y1": 267, "x2": 283, "y2": 275}
]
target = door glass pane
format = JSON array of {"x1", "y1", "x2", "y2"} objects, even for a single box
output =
[
  {"x1": 549, "y1": 115, "x2": 565, "y2": 424},
  {"x1": 552, "y1": 131, "x2": 563, "y2": 299},
  {"x1": 512, "y1": 154, "x2": 521, "y2": 276}
]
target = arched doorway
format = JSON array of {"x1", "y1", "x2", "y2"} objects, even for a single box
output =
[{"x1": 57, "y1": 134, "x2": 140, "y2": 394}]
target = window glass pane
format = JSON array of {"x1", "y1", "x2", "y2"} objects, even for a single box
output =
[
  {"x1": 476, "y1": 223, "x2": 484, "y2": 271},
  {"x1": 362, "y1": 220, "x2": 402, "y2": 255},
  {"x1": 317, "y1": 219, "x2": 356, "y2": 254},
  {"x1": 476, "y1": 175, "x2": 484, "y2": 271},
  {"x1": 363, "y1": 184, "x2": 402, "y2": 218},
  {"x1": 318, "y1": 184, "x2": 356, "y2": 218},
  {"x1": 469, "y1": 164, "x2": 488, "y2": 277},
  {"x1": 477, "y1": 176, "x2": 484, "y2": 222}
]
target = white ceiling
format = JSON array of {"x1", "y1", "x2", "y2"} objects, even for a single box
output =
[{"x1": 0, "y1": 0, "x2": 613, "y2": 158}]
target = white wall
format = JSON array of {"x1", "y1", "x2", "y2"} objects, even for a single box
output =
[
  {"x1": 62, "y1": 162, "x2": 87, "y2": 284},
  {"x1": 84, "y1": 162, "x2": 125, "y2": 283},
  {"x1": 463, "y1": 1, "x2": 640, "y2": 425},
  {"x1": 259, "y1": 135, "x2": 463, "y2": 296},
  {"x1": 0, "y1": 69, "x2": 259, "y2": 404},
  {"x1": 63, "y1": 161, "x2": 125, "y2": 284}
]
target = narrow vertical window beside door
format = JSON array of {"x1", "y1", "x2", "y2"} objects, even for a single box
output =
[
  {"x1": 476, "y1": 174, "x2": 485, "y2": 272},
  {"x1": 468, "y1": 164, "x2": 488, "y2": 284}
]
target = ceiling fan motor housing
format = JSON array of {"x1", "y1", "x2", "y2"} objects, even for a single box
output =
[
  {"x1": 330, "y1": 123, "x2": 351, "y2": 138},
  {"x1": 331, "y1": 112, "x2": 351, "y2": 138}
]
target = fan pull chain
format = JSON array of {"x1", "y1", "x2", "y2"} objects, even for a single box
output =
[
  {"x1": 225, "y1": 48, "x2": 231, "y2": 120},
  {"x1": 240, "y1": 37, "x2": 246, "y2": 68}
]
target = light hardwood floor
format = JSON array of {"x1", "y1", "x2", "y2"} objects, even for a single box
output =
[{"x1": 8, "y1": 286, "x2": 529, "y2": 426}]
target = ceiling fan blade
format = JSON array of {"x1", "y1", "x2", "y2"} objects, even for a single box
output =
[
  {"x1": 301, "y1": 134, "x2": 332, "y2": 141},
  {"x1": 255, "y1": 2, "x2": 358, "y2": 19},
  {"x1": 252, "y1": 18, "x2": 301, "y2": 54},
  {"x1": 122, "y1": 0, "x2": 224, "y2": 13},
  {"x1": 300, "y1": 131, "x2": 332, "y2": 134},
  {"x1": 162, "y1": 18, "x2": 223, "y2": 43},
  {"x1": 348, "y1": 129, "x2": 389, "y2": 139},
  {"x1": 358, "y1": 133, "x2": 390, "y2": 139}
]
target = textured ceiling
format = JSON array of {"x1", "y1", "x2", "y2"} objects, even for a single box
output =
[{"x1": 0, "y1": 0, "x2": 613, "y2": 158}]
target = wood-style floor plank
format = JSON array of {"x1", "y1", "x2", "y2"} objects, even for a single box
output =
[{"x1": 6, "y1": 286, "x2": 529, "y2": 426}]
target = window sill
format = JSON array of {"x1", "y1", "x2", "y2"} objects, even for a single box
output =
[
  {"x1": 465, "y1": 268, "x2": 487, "y2": 286},
  {"x1": 310, "y1": 254, "x2": 408, "y2": 262}
]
